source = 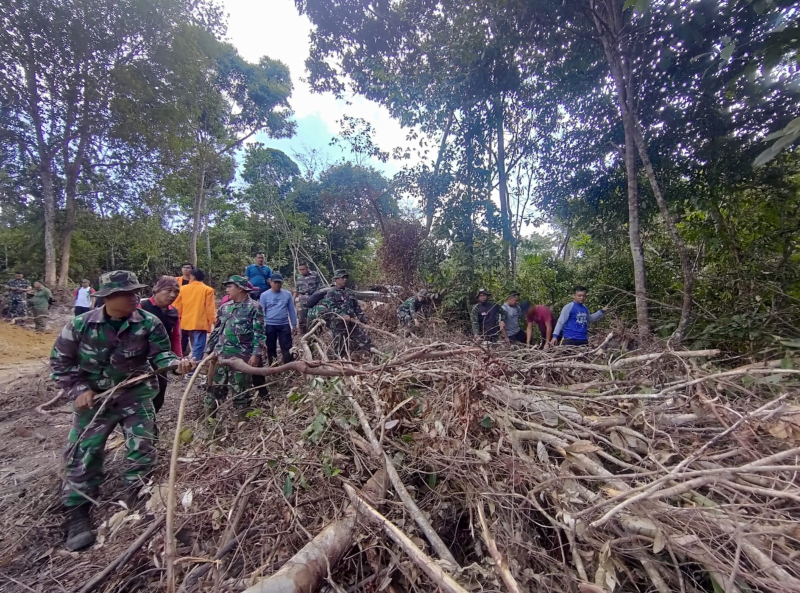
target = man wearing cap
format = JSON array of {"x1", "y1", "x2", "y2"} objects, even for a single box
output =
[
  {"x1": 51, "y1": 270, "x2": 195, "y2": 551},
  {"x1": 319, "y1": 270, "x2": 373, "y2": 358},
  {"x1": 259, "y1": 273, "x2": 297, "y2": 366},
  {"x1": 294, "y1": 262, "x2": 322, "y2": 334},
  {"x1": 501, "y1": 291, "x2": 526, "y2": 344},
  {"x1": 470, "y1": 288, "x2": 507, "y2": 341},
  {"x1": 396, "y1": 290, "x2": 430, "y2": 335},
  {"x1": 5, "y1": 271, "x2": 30, "y2": 322},
  {"x1": 205, "y1": 276, "x2": 266, "y2": 418}
]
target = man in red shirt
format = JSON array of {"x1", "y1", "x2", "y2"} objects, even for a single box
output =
[{"x1": 526, "y1": 305, "x2": 554, "y2": 348}]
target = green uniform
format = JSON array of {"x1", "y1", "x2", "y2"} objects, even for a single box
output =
[
  {"x1": 295, "y1": 271, "x2": 322, "y2": 332},
  {"x1": 319, "y1": 287, "x2": 373, "y2": 358},
  {"x1": 397, "y1": 297, "x2": 426, "y2": 326},
  {"x1": 51, "y1": 307, "x2": 177, "y2": 507},
  {"x1": 204, "y1": 298, "x2": 266, "y2": 412},
  {"x1": 6, "y1": 277, "x2": 30, "y2": 319},
  {"x1": 30, "y1": 286, "x2": 52, "y2": 331}
]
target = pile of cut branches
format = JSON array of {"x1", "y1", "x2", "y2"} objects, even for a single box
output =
[{"x1": 2, "y1": 330, "x2": 799, "y2": 593}]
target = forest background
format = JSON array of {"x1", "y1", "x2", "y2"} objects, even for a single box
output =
[{"x1": 1, "y1": 0, "x2": 799, "y2": 353}]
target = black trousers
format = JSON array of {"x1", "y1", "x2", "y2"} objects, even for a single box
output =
[
  {"x1": 508, "y1": 330, "x2": 526, "y2": 343},
  {"x1": 154, "y1": 374, "x2": 168, "y2": 413},
  {"x1": 266, "y1": 324, "x2": 293, "y2": 365},
  {"x1": 561, "y1": 337, "x2": 589, "y2": 346},
  {"x1": 74, "y1": 306, "x2": 90, "y2": 316},
  {"x1": 180, "y1": 330, "x2": 190, "y2": 357}
]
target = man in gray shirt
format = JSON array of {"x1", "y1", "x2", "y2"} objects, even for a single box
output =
[{"x1": 501, "y1": 291, "x2": 526, "y2": 344}]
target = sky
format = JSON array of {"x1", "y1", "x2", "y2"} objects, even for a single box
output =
[{"x1": 222, "y1": 0, "x2": 414, "y2": 177}]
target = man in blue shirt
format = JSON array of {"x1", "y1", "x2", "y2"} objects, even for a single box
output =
[
  {"x1": 244, "y1": 252, "x2": 272, "y2": 299},
  {"x1": 259, "y1": 273, "x2": 297, "y2": 365},
  {"x1": 551, "y1": 286, "x2": 608, "y2": 346}
]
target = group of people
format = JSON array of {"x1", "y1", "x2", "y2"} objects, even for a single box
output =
[
  {"x1": 42, "y1": 251, "x2": 608, "y2": 553},
  {"x1": 469, "y1": 285, "x2": 608, "y2": 347},
  {"x1": 3, "y1": 271, "x2": 53, "y2": 331},
  {"x1": 49, "y1": 258, "x2": 381, "y2": 552}
]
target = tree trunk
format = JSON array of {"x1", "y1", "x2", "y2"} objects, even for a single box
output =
[
  {"x1": 41, "y1": 167, "x2": 58, "y2": 287},
  {"x1": 631, "y1": 125, "x2": 693, "y2": 343},
  {"x1": 190, "y1": 158, "x2": 206, "y2": 268},
  {"x1": 425, "y1": 111, "x2": 454, "y2": 236},
  {"x1": 592, "y1": 0, "x2": 650, "y2": 339},
  {"x1": 58, "y1": 162, "x2": 81, "y2": 286},
  {"x1": 495, "y1": 96, "x2": 514, "y2": 273}
]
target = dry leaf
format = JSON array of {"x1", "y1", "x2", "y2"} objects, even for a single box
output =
[
  {"x1": 579, "y1": 584, "x2": 606, "y2": 593},
  {"x1": 384, "y1": 419, "x2": 399, "y2": 430},
  {"x1": 536, "y1": 441, "x2": 549, "y2": 463},
  {"x1": 566, "y1": 440, "x2": 601, "y2": 454},
  {"x1": 181, "y1": 489, "x2": 193, "y2": 511}
]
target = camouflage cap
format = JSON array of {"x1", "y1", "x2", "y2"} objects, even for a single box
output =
[
  {"x1": 94, "y1": 270, "x2": 147, "y2": 297},
  {"x1": 224, "y1": 275, "x2": 255, "y2": 291},
  {"x1": 333, "y1": 269, "x2": 349, "y2": 279},
  {"x1": 476, "y1": 287, "x2": 491, "y2": 297}
]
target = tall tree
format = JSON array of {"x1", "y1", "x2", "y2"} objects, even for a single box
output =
[{"x1": 0, "y1": 0, "x2": 210, "y2": 286}]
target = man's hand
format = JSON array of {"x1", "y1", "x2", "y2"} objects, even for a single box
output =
[
  {"x1": 173, "y1": 358, "x2": 196, "y2": 375},
  {"x1": 248, "y1": 354, "x2": 260, "y2": 367},
  {"x1": 544, "y1": 340, "x2": 552, "y2": 350},
  {"x1": 75, "y1": 389, "x2": 96, "y2": 410},
  {"x1": 603, "y1": 304, "x2": 611, "y2": 312},
  {"x1": 550, "y1": 337, "x2": 559, "y2": 346}
]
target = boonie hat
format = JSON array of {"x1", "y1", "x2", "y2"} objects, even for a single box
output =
[
  {"x1": 225, "y1": 275, "x2": 255, "y2": 291},
  {"x1": 94, "y1": 270, "x2": 147, "y2": 297}
]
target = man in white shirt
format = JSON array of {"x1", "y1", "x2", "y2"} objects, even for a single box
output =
[{"x1": 73, "y1": 279, "x2": 95, "y2": 316}]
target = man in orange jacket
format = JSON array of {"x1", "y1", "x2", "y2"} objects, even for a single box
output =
[{"x1": 173, "y1": 268, "x2": 216, "y2": 361}]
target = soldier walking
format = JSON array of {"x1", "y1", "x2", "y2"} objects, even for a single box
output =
[
  {"x1": 204, "y1": 276, "x2": 266, "y2": 420},
  {"x1": 319, "y1": 270, "x2": 373, "y2": 358},
  {"x1": 5, "y1": 271, "x2": 30, "y2": 322},
  {"x1": 30, "y1": 281, "x2": 53, "y2": 332},
  {"x1": 396, "y1": 289, "x2": 429, "y2": 336},
  {"x1": 294, "y1": 262, "x2": 322, "y2": 334},
  {"x1": 51, "y1": 271, "x2": 194, "y2": 551}
]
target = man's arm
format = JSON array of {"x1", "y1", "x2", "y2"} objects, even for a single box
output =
[
  {"x1": 526, "y1": 323, "x2": 533, "y2": 345},
  {"x1": 545, "y1": 318, "x2": 554, "y2": 342},
  {"x1": 552, "y1": 303, "x2": 573, "y2": 341},
  {"x1": 244, "y1": 265, "x2": 252, "y2": 280},
  {"x1": 51, "y1": 320, "x2": 93, "y2": 400},
  {"x1": 589, "y1": 308, "x2": 605, "y2": 323}
]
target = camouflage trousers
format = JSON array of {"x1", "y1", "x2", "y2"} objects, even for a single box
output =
[
  {"x1": 205, "y1": 365, "x2": 253, "y2": 412},
  {"x1": 63, "y1": 388, "x2": 157, "y2": 508},
  {"x1": 8, "y1": 296, "x2": 26, "y2": 320},
  {"x1": 330, "y1": 320, "x2": 373, "y2": 359},
  {"x1": 32, "y1": 306, "x2": 48, "y2": 332},
  {"x1": 397, "y1": 310, "x2": 414, "y2": 326},
  {"x1": 297, "y1": 305, "x2": 310, "y2": 333}
]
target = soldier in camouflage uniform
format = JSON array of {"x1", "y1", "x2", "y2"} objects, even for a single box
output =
[
  {"x1": 294, "y1": 262, "x2": 322, "y2": 334},
  {"x1": 5, "y1": 272, "x2": 30, "y2": 322},
  {"x1": 204, "y1": 275, "x2": 266, "y2": 418},
  {"x1": 397, "y1": 289, "x2": 430, "y2": 335},
  {"x1": 470, "y1": 288, "x2": 507, "y2": 342},
  {"x1": 51, "y1": 271, "x2": 194, "y2": 551},
  {"x1": 318, "y1": 269, "x2": 373, "y2": 358}
]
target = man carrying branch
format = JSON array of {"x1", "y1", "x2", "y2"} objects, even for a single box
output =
[{"x1": 51, "y1": 271, "x2": 195, "y2": 552}]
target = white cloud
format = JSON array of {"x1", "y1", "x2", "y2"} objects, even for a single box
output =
[{"x1": 222, "y1": 0, "x2": 417, "y2": 175}]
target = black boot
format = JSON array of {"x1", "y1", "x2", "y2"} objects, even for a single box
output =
[{"x1": 65, "y1": 505, "x2": 95, "y2": 551}]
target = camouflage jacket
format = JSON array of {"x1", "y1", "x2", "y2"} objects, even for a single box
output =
[
  {"x1": 470, "y1": 301, "x2": 507, "y2": 336},
  {"x1": 397, "y1": 297, "x2": 426, "y2": 321},
  {"x1": 51, "y1": 308, "x2": 177, "y2": 400},
  {"x1": 319, "y1": 287, "x2": 368, "y2": 325},
  {"x1": 6, "y1": 278, "x2": 30, "y2": 295},
  {"x1": 206, "y1": 298, "x2": 265, "y2": 358},
  {"x1": 295, "y1": 271, "x2": 322, "y2": 305}
]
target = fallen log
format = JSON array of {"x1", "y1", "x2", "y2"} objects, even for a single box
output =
[{"x1": 243, "y1": 469, "x2": 386, "y2": 593}]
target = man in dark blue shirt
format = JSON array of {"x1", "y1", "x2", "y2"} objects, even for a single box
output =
[
  {"x1": 551, "y1": 286, "x2": 608, "y2": 346},
  {"x1": 244, "y1": 252, "x2": 272, "y2": 299}
]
